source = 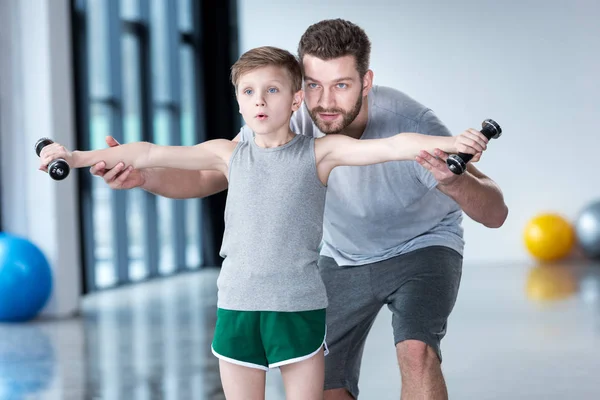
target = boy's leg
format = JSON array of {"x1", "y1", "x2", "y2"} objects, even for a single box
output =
[
  {"x1": 219, "y1": 359, "x2": 266, "y2": 400},
  {"x1": 318, "y1": 256, "x2": 383, "y2": 399},
  {"x1": 261, "y1": 309, "x2": 327, "y2": 400},
  {"x1": 279, "y1": 347, "x2": 325, "y2": 400},
  {"x1": 211, "y1": 308, "x2": 270, "y2": 399}
]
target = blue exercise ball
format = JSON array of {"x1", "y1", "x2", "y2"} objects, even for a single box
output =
[{"x1": 0, "y1": 233, "x2": 53, "y2": 322}]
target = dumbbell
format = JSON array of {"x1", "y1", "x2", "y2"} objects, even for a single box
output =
[
  {"x1": 34, "y1": 138, "x2": 70, "y2": 181},
  {"x1": 446, "y1": 119, "x2": 502, "y2": 175}
]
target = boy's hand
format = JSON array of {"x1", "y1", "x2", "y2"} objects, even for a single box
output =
[
  {"x1": 39, "y1": 143, "x2": 74, "y2": 172},
  {"x1": 453, "y1": 128, "x2": 488, "y2": 158}
]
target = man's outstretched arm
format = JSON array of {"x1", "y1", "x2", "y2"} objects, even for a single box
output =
[
  {"x1": 89, "y1": 134, "x2": 240, "y2": 199},
  {"x1": 143, "y1": 168, "x2": 229, "y2": 199}
]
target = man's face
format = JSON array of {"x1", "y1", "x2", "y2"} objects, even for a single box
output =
[{"x1": 302, "y1": 55, "x2": 366, "y2": 134}]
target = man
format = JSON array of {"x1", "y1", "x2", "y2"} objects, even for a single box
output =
[{"x1": 91, "y1": 19, "x2": 508, "y2": 400}]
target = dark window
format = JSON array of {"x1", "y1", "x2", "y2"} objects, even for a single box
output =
[{"x1": 71, "y1": 0, "x2": 239, "y2": 293}]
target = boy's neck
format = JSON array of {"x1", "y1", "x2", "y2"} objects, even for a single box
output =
[{"x1": 253, "y1": 127, "x2": 296, "y2": 148}]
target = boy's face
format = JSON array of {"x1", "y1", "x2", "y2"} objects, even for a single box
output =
[
  {"x1": 236, "y1": 66, "x2": 302, "y2": 135},
  {"x1": 302, "y1": 55, "x2": 373, "y2": 134}
]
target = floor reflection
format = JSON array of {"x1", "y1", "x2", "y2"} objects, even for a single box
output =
[
  {"x1": 0, "y1": 324, "x2": 55, "y2": 399},
  {"x1": 1, "y1": 263, "x2": 599, "y2": 399},
  {"x1": 0, "y1": 268, "x2": 225, "y2": 400},
  {"x1": 525, "y1": 259, "x2": 600, "y2": 304}
]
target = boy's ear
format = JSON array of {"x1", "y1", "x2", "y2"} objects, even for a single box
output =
[{"x1": 292, "y1": 89, "x2": 304, "y2": 111}]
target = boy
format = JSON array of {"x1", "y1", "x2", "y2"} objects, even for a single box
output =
[{"x1": 38, "y1": 46, "x2": 488, "y2": 400}]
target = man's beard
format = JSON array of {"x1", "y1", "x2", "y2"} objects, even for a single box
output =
[{"x1": 308, "y1": 91, "x2": 363, "y2": 134}]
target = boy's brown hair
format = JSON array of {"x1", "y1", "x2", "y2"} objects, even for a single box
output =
[
  {"x1": 298, "y1": 19, "x2": 371, "y2": 78},
  {"x1": 231, "y1": 46, "x2": 303, "y2": 92}
]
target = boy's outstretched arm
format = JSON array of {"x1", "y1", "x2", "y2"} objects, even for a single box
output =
[
  {"x1": 38, "y1": 139, "x2": 235, "y2": 174},
  {"x1": 316, "y1": 129, "x2": 488, "y2": 174}
]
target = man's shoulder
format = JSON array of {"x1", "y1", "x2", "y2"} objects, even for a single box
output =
[
  {"x1": 370, "y1": 85, "x2": 431, "y2": 124},
  {"x1": 369, "y1": 85, "x2": 450, "y2": 137}
]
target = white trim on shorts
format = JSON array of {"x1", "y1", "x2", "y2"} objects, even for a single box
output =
[
  {"x1": 211, "y1": 345, "x2": 269, "y2": 371},
  {"x1": 211, "y1": 327, "x2": 329, "y2": 371},
  {"x1": 268, "y1": 328, "x2": 329, "y2": 369}
]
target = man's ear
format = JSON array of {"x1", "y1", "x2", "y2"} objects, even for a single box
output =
[
  {"x1": 292, "y1": 89, "x2": 304, "y2": 111},
  {"x1": 362, "y1": 69, "x2": 374, "y2": 96}
]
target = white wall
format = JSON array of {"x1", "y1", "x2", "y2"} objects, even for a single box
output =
[
  {"x1": 237, "y1": 0, "x2": 600, "y2": 263},
  {"x1": 0, "y1": 0, "x2": 82, "y2": 318}
]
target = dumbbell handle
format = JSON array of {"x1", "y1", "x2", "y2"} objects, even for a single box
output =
[
  {"x1": 34, "y1": 138, "x2": 70, "y2": 181},
  {"x1": 446, "y1": 119, "x2": 502, "y2": 175}
]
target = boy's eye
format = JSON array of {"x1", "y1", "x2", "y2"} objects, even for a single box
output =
[
  {"x1": 244, "y1": 89, "x2": 253, "y2": 95},
  {"x1": 267, "y1": 87, "x2": 279, "y2": 94}
]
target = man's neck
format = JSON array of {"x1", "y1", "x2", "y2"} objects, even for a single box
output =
[{"x1": 339, "y1": 95, "x2": 369, "y2": 139}]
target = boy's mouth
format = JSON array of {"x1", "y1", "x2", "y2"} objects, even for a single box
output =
[{"x1": 256, "y1": 113, "x2": 268, "y2": 121}]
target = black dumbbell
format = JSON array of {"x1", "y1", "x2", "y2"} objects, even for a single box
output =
[
  {"x1": 35, "y1": 138, "x2": 70, "y2": 181},
  {"x1": 446, "y1": 119, "x2": 502, "y2": 175}
]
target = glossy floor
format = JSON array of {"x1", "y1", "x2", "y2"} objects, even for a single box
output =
[{"x1": 1, "y1": 262, "x2": 599, "y2": 399}]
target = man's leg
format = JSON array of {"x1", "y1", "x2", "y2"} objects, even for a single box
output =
[
  {"x1": 370, "y1": 246, "x2": 462, "y2": 400},
  {"x1": 318, "y1": 256, "x2": 383, "y2": 400},
  {"x1": 396, "y1": 340, "x2": 447, "y2": 399}
]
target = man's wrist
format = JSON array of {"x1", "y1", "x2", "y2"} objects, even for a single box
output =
[
  {"x1": 138, "y1": 168, "x2": 154, "y2": 190},
  {"x1": 438, "y1": 171, "x2": 470, "y2": 191}
]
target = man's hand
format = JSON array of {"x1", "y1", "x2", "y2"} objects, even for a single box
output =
[
  {"x1": 416, "y1": 128, "x2": 487, "y2": 186},
  {"x1": 89, "y1": 136, "x2": 146, "y2": 190},
  {"x1": 416, "y1": 148, "x2": 483, "y2": 186}
]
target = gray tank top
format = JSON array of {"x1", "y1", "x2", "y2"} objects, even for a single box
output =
[{"x1": 217, "y1": 134, "x2": 329, "y2": 312}]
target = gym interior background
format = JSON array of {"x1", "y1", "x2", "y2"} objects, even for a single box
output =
[{"x1": 0, "y1": 0, "x2": 599, "y2": 399}]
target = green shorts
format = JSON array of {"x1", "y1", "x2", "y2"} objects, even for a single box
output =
[{"x1": 211, "y1": 308, "x2": 328, "y2": 371}]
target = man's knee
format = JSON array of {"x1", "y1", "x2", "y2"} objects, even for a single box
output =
[
  {"x1": 324, "y1": 388, "x2": 355, "y2": 400},
  {"x1": 396, "y1": 339, "x2": 440, "y2": 373}
]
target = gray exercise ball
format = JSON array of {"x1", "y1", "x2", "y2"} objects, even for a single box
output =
[{"x1": 575, "y1": 200, "x2": 600, "y2": 259}]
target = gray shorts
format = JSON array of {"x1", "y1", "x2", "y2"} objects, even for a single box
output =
[{"x1": 318, "y1": 245, "x2": 463, "y2": 399}]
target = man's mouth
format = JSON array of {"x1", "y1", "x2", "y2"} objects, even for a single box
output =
[{"x1": 318, "y1": 113, "x2": 339, "y2": 121}]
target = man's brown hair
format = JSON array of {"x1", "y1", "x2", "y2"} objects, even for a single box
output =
[
  {"x1": 298, "y1": 19, "x2": 371, "y2": 78},
  {"x1": 231, "y1": 46, "x2": 302, "y2": 92}
]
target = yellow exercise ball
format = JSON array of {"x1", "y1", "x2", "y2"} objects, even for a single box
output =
[
  {"x1": 523, "y1": 213, "x2": 575, "y2": 261},
  {"x1": 525, "y1": 264, "x2": 578, "y2": 302}
]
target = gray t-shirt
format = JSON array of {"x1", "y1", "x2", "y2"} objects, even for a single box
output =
[{"x1": 239, "y1": 85, "x2": 464, "y2": 266}]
